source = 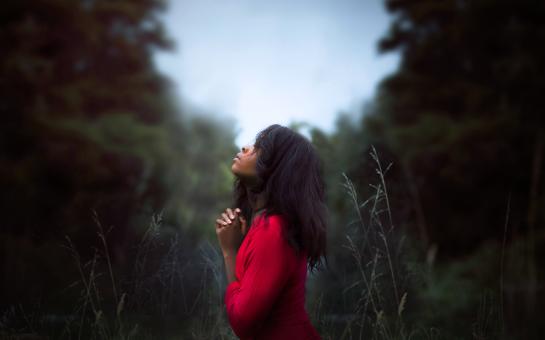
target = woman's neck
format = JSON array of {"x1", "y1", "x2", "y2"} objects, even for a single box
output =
[{"x1": 247, "y1": 188, "x2": 266, "y2": 213}]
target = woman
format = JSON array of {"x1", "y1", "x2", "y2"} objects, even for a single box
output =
[{"x1": 215, "y1": 124, "x2": 328, "y2": 339}]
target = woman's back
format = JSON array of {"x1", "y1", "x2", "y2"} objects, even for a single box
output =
[{"x1": 224, "y1": 213, "x2": 321, "y2": 340}]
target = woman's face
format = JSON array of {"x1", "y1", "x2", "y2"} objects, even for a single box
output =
[{"x1": 232, "y1": 144, "x2": 259, "y2": 179}]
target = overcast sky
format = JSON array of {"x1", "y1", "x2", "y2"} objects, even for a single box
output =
[{"x1": 154, "y1": 0, "x2": 399, "y2": 149}]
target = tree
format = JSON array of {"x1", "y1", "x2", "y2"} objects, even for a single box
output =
[
  {"x1": 357, "y1": 0, "x2": 545, "y2": 337},
  {"x1": 362, "y1": 0, "x2": 545, "y2": 254},
  {"x1": 0, "y1": 0, "x2": 239, "y2": 311}
]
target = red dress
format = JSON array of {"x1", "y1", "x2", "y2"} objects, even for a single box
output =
[{"x1": 224, "y1": 213, "x2": 322, "y2": 340}]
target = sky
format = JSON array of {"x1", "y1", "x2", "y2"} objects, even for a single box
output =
[{"x1": 154, "y1": 0, "x2": 399, "y2": 149}]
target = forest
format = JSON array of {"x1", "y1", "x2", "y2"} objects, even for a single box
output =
[{"x1": 1, "y1": 0, "x2": 543, "y2": 339}]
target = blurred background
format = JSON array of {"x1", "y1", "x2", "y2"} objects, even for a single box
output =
[{"x1": 0, "y1": 0, "x2": 543, "y2": 339}]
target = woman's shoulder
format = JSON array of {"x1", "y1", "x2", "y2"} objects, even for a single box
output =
[
  {"x1": 253, "y1": 212, "x2": 285, "y2": 231},
  {"x1": 246, "y1": 213, "x2": 286, "y2": 241}
]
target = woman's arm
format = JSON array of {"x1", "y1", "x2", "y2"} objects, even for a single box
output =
[
  {"x1": 216, "y1": 207, "x2": 248, "y2": 285},
  {"x1": 224, "y1": 216, "x2": 296, "y2": 338},
  {"x1": 223, "y1": 250, "x2": 237, "y2": 284}
]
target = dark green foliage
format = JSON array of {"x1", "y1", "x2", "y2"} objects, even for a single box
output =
[
  {"x1": 305, "y1": 1, "x2": 545, "y2": 338},
  {"x1": 366, "y1": 0, "x2": 545, "y2": 253},
  {"x1": 0, "y1": 0, "x2": 238, "y2": 322},
  {"x1": 352, "y1": 0, "x2": 545, "y2": 338}
]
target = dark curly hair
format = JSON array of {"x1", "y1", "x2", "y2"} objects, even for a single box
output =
[{"x1": 233, "y1": 124, "x2": 328, "y2": 274}]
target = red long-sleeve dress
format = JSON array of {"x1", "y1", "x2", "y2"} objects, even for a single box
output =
[{"x1": 224, "y1": 213, "x2": 321, "y2": 340}]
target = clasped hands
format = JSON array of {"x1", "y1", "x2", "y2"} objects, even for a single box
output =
[{"x1": 215, "y1": 207, "x2": 248, "y2": 257}]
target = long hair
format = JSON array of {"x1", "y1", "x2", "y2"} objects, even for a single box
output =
[{"x1": 233, "y1": 124, "x2": 328, "y2": 274}]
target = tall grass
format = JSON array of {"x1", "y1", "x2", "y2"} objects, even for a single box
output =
[
  {"x1": 58, "y1": 211, "x2": 237, "y2": 340},
  {"x1": 307, "y1": 145, "x2": 511, "y2": 339},
  {"x1": 332, "y1": 145, "x2": 411, "y2": 340},
  {"x1": 1, "y1": 145, "x2": 515, "y2": 339}
]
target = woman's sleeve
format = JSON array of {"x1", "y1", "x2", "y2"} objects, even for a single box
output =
[{"x1": 224, "y1": 217, "x2": 295, "y2": 338}]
